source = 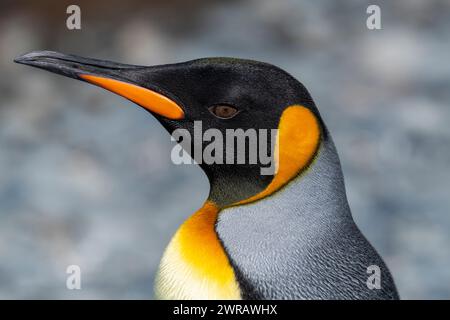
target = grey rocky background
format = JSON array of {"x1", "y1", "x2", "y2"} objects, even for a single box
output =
[{"x1": 0, "y1": 0, "x2": 449, "y2": 299}]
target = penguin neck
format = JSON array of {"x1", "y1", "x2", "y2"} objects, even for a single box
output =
[
  {"x1": 263, "y1": 134, "x2": 351, "y2": 218},
  {"x1": 220, "y1": 134, "x2": 352, "y2": 226},
  {"x1": 214, "y1": 136, "x2": 357, "y2": 300}
]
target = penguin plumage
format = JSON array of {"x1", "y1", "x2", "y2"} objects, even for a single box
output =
[{"x1": 14, "y1": 51, "x2": 399, "y2": 300}]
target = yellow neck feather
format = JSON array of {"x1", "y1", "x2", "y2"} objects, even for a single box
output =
[{"x1": 154, "y1": 202, "x2": 241, "y2": 299}]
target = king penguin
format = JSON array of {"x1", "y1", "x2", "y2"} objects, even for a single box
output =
[{"x1": 15, "y1": 51, "x2": 399, "y2": 300}]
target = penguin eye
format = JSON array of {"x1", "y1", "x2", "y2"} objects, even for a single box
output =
[{"x1": 209, "y1": 105, "x2": 239, "y2": 119}]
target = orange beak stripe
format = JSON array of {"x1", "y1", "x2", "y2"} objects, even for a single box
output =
[{"x1": 79, "y1": 74, "x2": 185, "y2": 120}]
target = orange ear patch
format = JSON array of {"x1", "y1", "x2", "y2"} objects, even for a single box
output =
[
  {"x1": 79, "y1": 74, "x2": 185, "y2": 120},
  {"x1": 233, "y1": 105, "x2": 320, "y2": 205}
]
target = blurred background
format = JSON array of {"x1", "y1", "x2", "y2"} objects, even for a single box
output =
[{"x1": 0, "y1": 0, "x2": 449, "y2": 299}]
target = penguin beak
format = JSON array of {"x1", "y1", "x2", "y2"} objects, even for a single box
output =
[{"x1": 14, "y1": 51, "x2": 185, "y2": 120}]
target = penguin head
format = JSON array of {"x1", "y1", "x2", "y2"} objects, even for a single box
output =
[{"x1": 15, "y1": 52, "x2": 323, "y2": 207}]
